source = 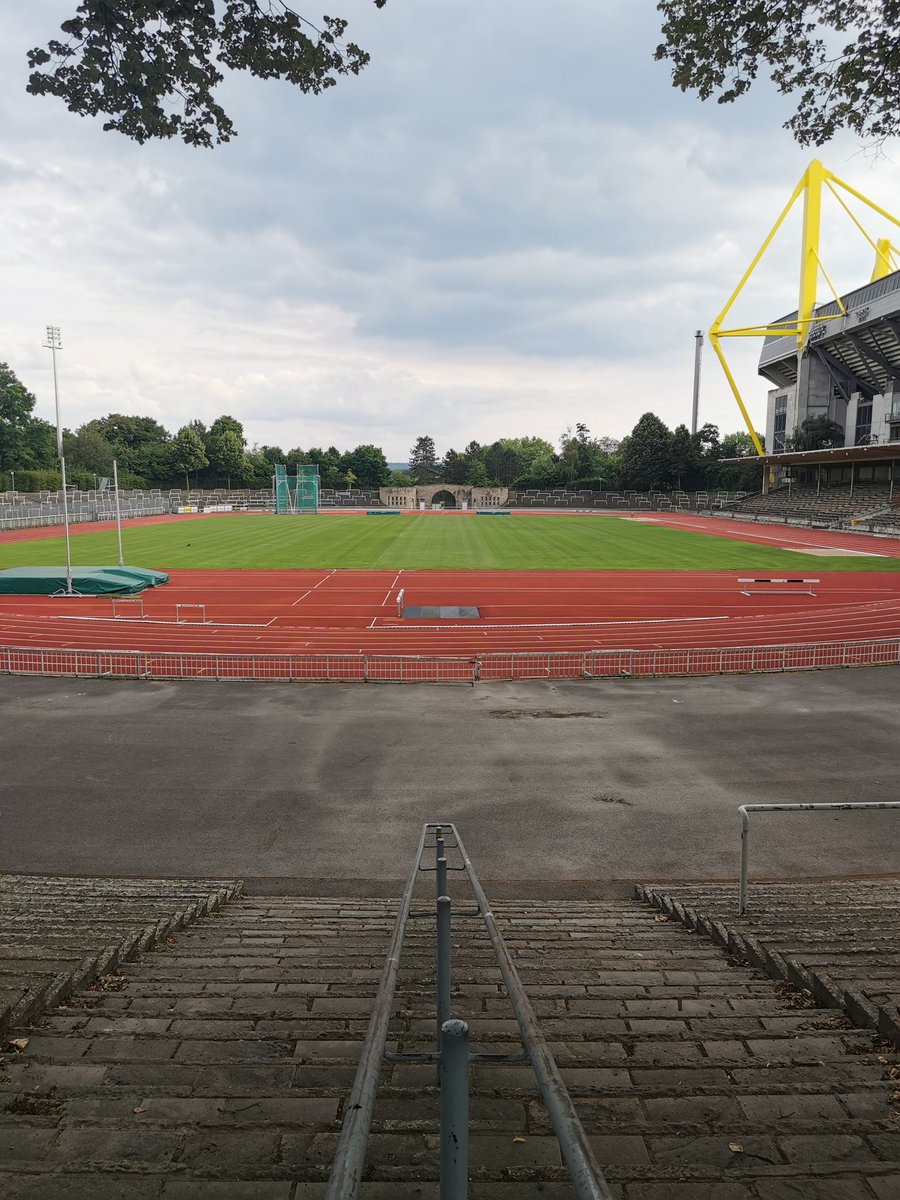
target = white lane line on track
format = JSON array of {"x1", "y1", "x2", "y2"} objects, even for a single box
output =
[
  {"x1": 371, "y1": 570, "x2": 402, "y2": 628},
  {"x1": 378, "y1": 615, "x2": 731, "y2": 631},
  {"x1": 655, "y1": 515, "x2": 897, "y2": 555},
  {"x1": 48, "y1": 616, "x2": 273, "y2": 629},
  {"x1": 292, "y1": 569, "x2": 337, "y2": 606},
  {"x1": 380, "y1": 571, "x2": 402, "y2": 606}
]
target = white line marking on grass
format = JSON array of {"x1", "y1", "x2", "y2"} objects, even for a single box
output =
[{"x1": 292, "y1": 569, "x2": 336, "y2": 606}]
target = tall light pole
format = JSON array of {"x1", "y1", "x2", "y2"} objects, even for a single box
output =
[
  {"x1": 113, "y1": 457, "x2": 125, "y2": 566},
  {"x1": 43, "y1": 325, "x2": 75, "y2": 596},
  {"x1": 691, "y1": 330, "x2": 704, "y2": 436}
]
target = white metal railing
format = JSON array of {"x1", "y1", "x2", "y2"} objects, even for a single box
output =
[
  {"x1": 0, "y1": 505, "x2": 169, "y2": 531},
  {"x1": 738, "y1": 802, "x2": 900, "y2": 914},
  {"x1": 0, "y1": 637, "x2": 898, "y2": 685}
]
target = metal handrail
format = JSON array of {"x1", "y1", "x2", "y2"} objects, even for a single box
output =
[
  {"x1": 449, "y1": 825, "x2": 614, "y2": 1199},
  {"x1": 323, "y1": 822, "x2": 429, "y2": 1199},
  {"x1": 324, "y1": 822, "x2": 614, "y2": 1200},
  {"x1": 739, "y1": 801, "x2": 900, "y2": 914}
]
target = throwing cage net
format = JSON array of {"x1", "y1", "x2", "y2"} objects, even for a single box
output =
[{"x1": 274, "y1": 464, "x2": 319, "y2": 514}]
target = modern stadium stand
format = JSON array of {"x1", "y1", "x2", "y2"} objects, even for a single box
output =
[{"x1": 1, "y1": 836, "x2": 898, "y2": 1198}]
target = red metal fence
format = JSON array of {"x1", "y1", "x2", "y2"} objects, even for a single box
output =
[{"x1": 1, "y1": 639, "x2": 898, "y2": 684}]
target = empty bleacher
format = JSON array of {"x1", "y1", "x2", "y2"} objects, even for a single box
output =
[{"x1": 728, "y1": 482, "x2": 896, "y2": 523}]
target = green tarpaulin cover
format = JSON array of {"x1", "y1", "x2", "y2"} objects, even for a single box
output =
[{"x1": 0, "y1": 566, "x2": 168, "y2": 596}]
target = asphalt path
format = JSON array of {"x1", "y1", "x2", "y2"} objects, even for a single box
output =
[{"x1": 0, "y1": 670, "x2": 897, "y2": 893}]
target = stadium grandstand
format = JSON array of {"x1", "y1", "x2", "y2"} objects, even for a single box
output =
[{"x1": 721, "y1": 273, "x2": 900, "y2": 530}]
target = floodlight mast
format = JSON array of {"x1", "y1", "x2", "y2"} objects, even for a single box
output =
[
  {"x1": 43, "y1": 325, "x2": 74, "y2": 596},
  {"x1": 691, "y1": 330, "x2": 703, "y2": 436},
  {"x1": 113, "y1": 458, "x2": 125, "y2": 566}
]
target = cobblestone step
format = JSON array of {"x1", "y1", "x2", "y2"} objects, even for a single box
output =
[
  {"x1": 637, "y1": 881, "x2": 900, "y2": 1044},
  {"x1": 0, "y1": 895, "x2": 897, "y2": 1198},
  {"x1": 0, "y1": 876, "x2": 241, "y2": 1036}
]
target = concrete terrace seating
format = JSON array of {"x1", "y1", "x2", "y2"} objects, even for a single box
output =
[
  {"x1": 0, "y1": 878, "x2": 897, "y2": 1195},
  {"x1": 507, "y1": 489, "x2": 746, "y2": 510},
  {"x1": 730, "y1": 483, "x2": 896, "y2": 522}
]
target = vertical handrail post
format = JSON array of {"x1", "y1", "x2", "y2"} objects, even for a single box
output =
[
  {"x1": 437, "y1": 855, "x2": 448, "y2": 900},
  {"x1": 436, "y1": 894, "x2": 452, "y2": 1079},
  {"x1": 739, "y1": 805, "x2": 750, "y2": 915},
  {"x1": 440, "y1": 1018, "x2": 469, "y2": 1200}
]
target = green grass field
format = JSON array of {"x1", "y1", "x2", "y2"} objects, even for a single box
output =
[{"x1": 1, "y1": 513, "x2": 898, "y2": 571}]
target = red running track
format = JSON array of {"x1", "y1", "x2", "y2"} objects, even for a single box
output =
[{"x1": 1, "y1": 513, "x2": 900, "y2": 660}]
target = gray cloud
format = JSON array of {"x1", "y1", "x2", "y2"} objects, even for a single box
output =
[{"x1": 1, "y1": 3, "x2": 898, "y2": 456}]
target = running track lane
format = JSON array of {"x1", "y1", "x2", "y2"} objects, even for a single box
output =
[{"x1": 2, "y1": 568, "x2": 900, "y2": 656}]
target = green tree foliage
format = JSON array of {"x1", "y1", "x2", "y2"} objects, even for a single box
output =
[
  {"x1": 63, "y1": 424, "x2": 116, "y2": 477},
  {"x1": 409, "y1": 435, "x2": 439, "y2": 484},
  {"x1": 559, "y1": 438, "x2": 580, "y2": 482},
  {"x1": 0, "y1": 363, "x2": 58, "y2": 473},
  {"x1": 242, "y1": 450, "x2": 276, "y2": 488},
  {"x1": 620, "y1": 412, "x2": 674, "y2": 491},
  {"x1": 305, "y1": 446, "x2": 345, "y2": 489},
  {"x1": 26, "y1": 0, "x2": 383, "y2": 148},
  {"x1": 713, "y1": 430, "x2": 766, "y2": 490},
  {"x1": 208, "y1": 428, "x2": 245, "y2": 487},
  {"x1": 466, "y1": 459, "x2": 488, "y2": 487},
  {"x1": 18, "y1": 419, "x2": 58, "y2": 472},
  {"x1": 89, "y1": 413, "x2": 169, "y2": 450},
  {"x1": 340, "y1": 443, "x2": 390, "y2": 488},
  {"x1": 785, "y1": 414, "x2": 844, "y2": 451},
  {"x1": 669, "y1": 423, "x2": 698, "y2": 490},
  {"x1": 170, "y1": 425, "x2": 209, "y2": 490},
  {"x1": 209, "y1": 414, "x2": 245, "y2": 445},
  {"x1": 388, "y1": 469, "x2": 415, "y2": 486},
  {"x1": 655, "y1": 1, "x2": 900, "y2": 146},
  {"x1": 441, "y1": 449, "x2": 468, "y2": 484}
]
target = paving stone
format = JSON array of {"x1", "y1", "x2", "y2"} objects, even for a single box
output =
[{"x1": 1, "y1": 890, "x2": 897, "y2": 1197}]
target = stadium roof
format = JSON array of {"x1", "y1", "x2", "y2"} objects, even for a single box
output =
[
  {"x1": 759, "y1": 268, "x2": 900, "y2": 400},
  {"x1": 722, "y1": 443, "x2": 900, "y2": 467}
]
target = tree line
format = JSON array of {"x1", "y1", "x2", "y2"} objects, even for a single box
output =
[{"x1": 0, "y1": 361, "x2": 765, "y2": 494}]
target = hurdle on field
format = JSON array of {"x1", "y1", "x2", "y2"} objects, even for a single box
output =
[
  {"x1": 738, "y1": 578, "x2": 819, "y2": 597},
  {"x1": 111, "y1": 597, "x2": 145, "y2": 619},
  {"x1": 396, "y1": 588, "x2": 405, "y2": 617},
  {"x1": 175, "y1": 603, "x2": 208, "y2": 623}
]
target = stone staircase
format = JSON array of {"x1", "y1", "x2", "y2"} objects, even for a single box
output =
[
  {"x1": 0, "y1": 876, "x2": 240, "y2": 1036},
  {"x1": 639, "y1": 881, "x2": 900, "y2": 1045},
  {"x1": 0, "y1": 894, "x2": 897, "y2": 1197}
]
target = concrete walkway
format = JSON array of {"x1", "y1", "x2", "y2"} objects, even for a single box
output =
[{"x1": 1, "y1": 670, "x2": 898, "y2": 885}]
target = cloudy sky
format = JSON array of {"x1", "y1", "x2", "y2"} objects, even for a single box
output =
[{"x1": 2, "y1": 3, "x2": 900, "y2": 461}]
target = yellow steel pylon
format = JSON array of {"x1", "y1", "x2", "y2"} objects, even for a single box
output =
[{"x1": 709, "y1": 160, "x2": 900, "y2": 456}]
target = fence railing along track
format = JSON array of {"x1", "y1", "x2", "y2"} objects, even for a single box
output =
[{"x1": 0, "y1": 637, "x2": 898, "y2": 684}]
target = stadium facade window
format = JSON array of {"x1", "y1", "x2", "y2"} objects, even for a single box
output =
[
  {"x1": 773, "y1": 411, "x2": 787, "y2": 451},
  {"x1": 855, "y1": 402, "x2": 873, "y2": 444}
]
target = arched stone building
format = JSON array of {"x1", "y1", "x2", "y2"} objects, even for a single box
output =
[{"x1": 378, "y1": 484, "x2": 508, "y2": 509}]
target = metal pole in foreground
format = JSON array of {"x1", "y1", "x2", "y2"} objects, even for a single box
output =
[
  {"x1": 436, "y1": 895, "x2": 452, "y2": 1069},
  {"x1": 691, "y1": 329, "x2": 704, "y2": 436},
  {"x1": 739, "y1": 807, "x2": 751, "y2": 915},
  {"x1": 440, "y1": 1019, "x2": 469, "y2": 1200},
  {"x1": 44, "y1": 325, "x2": 73, "y2": 595},
  {"x1": 113, "y1": 458, "x2": 125, "y2": 566}
]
